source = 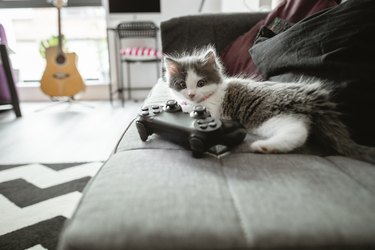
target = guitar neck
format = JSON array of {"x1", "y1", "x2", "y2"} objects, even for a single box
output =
[{"x1": 57, "y1": 7, "x2": 63, "y2": 53}]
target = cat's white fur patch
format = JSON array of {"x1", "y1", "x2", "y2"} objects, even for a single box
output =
[
  {"x1": 250, "y1": 114, "x2": 310, "y2": 153},
  {"x1": 198, "y1": 83, "x2": 226, "y2": 117},
  {"x1": 185, "y1": 69, "x2": 201, "y2": 99}
]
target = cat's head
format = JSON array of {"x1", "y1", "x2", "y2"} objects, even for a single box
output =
[{"x1": 164, "y1": 47, "x2": 224, "y2": 103}]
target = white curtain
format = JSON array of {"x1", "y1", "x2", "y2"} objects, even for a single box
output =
[{"x1": 0, "y1": 0, "x2": 101, "y2": 8}]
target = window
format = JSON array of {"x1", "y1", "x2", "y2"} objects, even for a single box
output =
[
  {"x1": 0, "y1": 0, "x2": 101, "y2": 8},
  {"x1": 0, "y1": 5, "x2": 109, "y2": 85}
]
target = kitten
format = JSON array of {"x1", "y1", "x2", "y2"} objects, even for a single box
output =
[{"x1": 164, "y1": 46, "x2": 375, "y2": 164}]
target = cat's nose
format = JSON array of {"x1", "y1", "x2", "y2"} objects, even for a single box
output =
[{"x1": 188, "y1": 93, "x2": 196, "y2": 99}]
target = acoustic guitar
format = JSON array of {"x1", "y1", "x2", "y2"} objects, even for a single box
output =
[{"x1": 40, "y1": 0, "x2": 85, "y2": 98}]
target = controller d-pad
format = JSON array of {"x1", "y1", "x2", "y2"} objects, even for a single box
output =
[{"x1": 194, "y1": 118, "x2": 221, "y2": 131}]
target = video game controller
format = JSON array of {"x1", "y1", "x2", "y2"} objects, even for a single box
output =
[{"x1": 135, "y1": 99, "x2": 247, "y2": 158}]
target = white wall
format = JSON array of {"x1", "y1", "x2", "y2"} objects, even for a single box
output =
[{"x1": 221, "y1": 0, "x2": 281, "y2": 12}]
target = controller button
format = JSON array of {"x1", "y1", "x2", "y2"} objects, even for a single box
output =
[
  {"x1": 153, "y1": 110, "x2": 161, "y2": 114},
  {"x1": 152, "y1": 105, "x2": 160, "y2": 109},
  {"x1": 197, "y1": 119, "x2": 206, "y2": 125},
  {"x1": 141, "y1": 111, "x2": 150, "y2": 116},
  {"x1": 207, "y1": 117, "x2": 215, "y2": 122},
  {"x1": 199, "y1": 124, "x2": 208, "y2": 129},
  {"x1": 141, "y1": 107, "x2": 149, "y2": 111},
  {"x1": 209, "y1": 122, "x2": 217, "y2": 127}
]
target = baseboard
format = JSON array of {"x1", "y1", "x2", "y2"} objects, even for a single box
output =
[{"x1": 17, "y1": 84, "x2": 151, "y2": 101}]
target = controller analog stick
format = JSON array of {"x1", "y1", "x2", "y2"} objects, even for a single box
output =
[
  {"x1": 191, "y1": 105, "x2": 209, "y2": 118},
  {"x1": 165, "y1": 100, "x2": 181, "y2": 112}
]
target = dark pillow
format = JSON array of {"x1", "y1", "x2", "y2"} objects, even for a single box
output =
[
  {"x1": 250, "y1": 0, "x2": 375, "y2": 146},
  {"x1": 220, "y1": 0, "x2": 339, "y2": 77}
]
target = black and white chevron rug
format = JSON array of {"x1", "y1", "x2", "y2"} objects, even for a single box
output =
[{"x1": 0, "y1": 162, "x2": 103, "y2": 250}]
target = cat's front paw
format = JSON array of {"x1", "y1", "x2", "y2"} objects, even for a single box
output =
[
  {"x1": 250, "y1": 140, "x2": 281, "y2": 154},
  {"x1": 178, "y1": 101, "x2": 194, "y2": 113}
]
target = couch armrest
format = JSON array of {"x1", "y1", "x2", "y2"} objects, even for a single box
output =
[{"x1": 161, "y1": 12, "x2": 267, "y2": 54}]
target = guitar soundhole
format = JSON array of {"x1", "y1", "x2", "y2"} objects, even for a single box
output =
[{"x1": 56, "y1": 54, "x2": 66, "y2": 64}]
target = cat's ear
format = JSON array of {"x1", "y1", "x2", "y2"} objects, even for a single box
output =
[
  {"x1": 164, "y1": 56, "x2": 181, "y2": 76},
  {"x1": 202, "y1": 49, "x2": 217, "y2": 68}
]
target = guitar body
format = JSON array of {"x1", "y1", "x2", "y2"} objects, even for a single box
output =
[
  {"x1": 41, "y1": 46, "x2": 85, "y2": 97},
  {"x1": 40, "y1": 1, "x2": 85, "y2": 98}
]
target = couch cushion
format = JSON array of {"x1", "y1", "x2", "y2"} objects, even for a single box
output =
[
  {"x1": 58, "y1": 150, "x2": 247, "y2": 250},
  {"x1": 58, "y1": 146, "x2": 375, "y2": 250},
  {"x1": 220, "y1": 153, "x2": 375, "y2": 248}
]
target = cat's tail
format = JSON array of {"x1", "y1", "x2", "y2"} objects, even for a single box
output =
[{"x1": 315, "y1": 114, "x2": 375, "y2": 165}]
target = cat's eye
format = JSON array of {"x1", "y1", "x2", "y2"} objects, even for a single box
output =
[
  {"x1": 197, "y1": 80, "x2": 206, "y2": 87},
  {"x1": 179, "y1": 81, "x2": 186, "y2": 89}
]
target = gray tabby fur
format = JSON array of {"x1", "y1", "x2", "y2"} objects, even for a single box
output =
[{"x1": 164, "y1": 46, "x2": 375, "y2": 164}]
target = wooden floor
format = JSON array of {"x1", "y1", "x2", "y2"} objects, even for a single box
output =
[{"x1": 0, "y1": 100, "x2": 142, "y2": 164}]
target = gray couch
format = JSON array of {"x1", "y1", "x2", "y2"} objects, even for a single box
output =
[{"x1": 58, "y1": 13, "x2": 375, "y2": 250}]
